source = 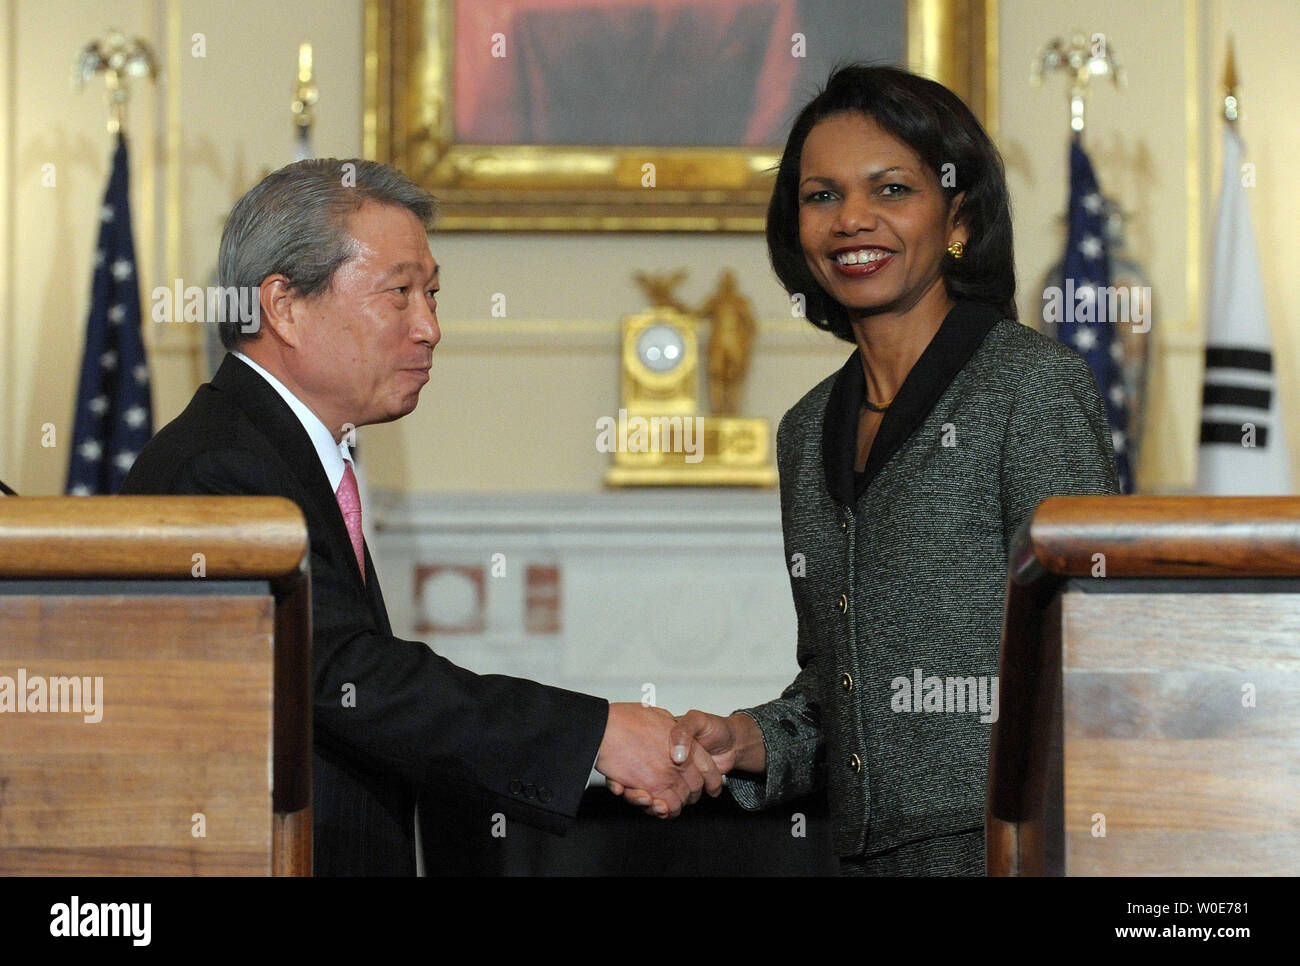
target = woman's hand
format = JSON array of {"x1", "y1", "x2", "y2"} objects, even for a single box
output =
[{"x1": 671, "y1": 710, "x2": 765, "y2": 774}]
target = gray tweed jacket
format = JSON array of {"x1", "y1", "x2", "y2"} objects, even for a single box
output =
[{"x1": 727, "y1": 302, "x2": 1119, "y2": 871}]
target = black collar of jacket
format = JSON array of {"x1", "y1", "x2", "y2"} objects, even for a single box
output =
[
  {"x1": 212, "y1": 353, "x2": 336, "y2": 498},
  {"x1": 821, "y1": 300, "x2": 1003, "y2": 506},
  {"x1": 211, "y1": 353, "x2": 364, "y2": 575}
]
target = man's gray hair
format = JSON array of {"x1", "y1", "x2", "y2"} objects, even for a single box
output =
[{"x1": 216, "y1": 158, "x2": 436, "y2": 349}]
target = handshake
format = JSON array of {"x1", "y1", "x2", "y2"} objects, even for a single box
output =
[{"x1": 594, "y1": 702, "x2": 766, "y2": 817}]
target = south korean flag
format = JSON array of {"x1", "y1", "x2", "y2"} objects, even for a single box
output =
[{"x1": 1196, "y1": 126, "x2": 1292, "y2": 494}]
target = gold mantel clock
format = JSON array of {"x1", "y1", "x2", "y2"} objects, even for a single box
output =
[{"x1": 605, "y1": 297, "x2": 776, "y2": 488}]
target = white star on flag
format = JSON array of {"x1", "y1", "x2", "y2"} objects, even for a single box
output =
[
  {"x1": 69, "y1": 484, "x2": 92, "y2": 496},
  {"x1": 1109, "y1": 383, "x2": 1126, "y2": 407},
  {"x1": 113, "y1": 451, "x2": 137, "y2": 473},
  {"x1": 1078, "y1": 234, "x2": 1103, "y2": 259},
  {"x1": 1110, "y1": 340, "x2": 1124, "y2": 362},
  {"x1": 100, "y1": 204, "x2": 115, "y2": 223},
  {"x1": 1072, "y1": 326, "x2": 1099, "y2": 351},
  {"x1": 88, "y1": 394, "x2": 109, "y2": 415},
  {"x1": 123, "y1": 405, "x2": 148, "y2": 428},
  {"x1": 79, "y1": 440, "x2": 103, "y2": 462},
  {"x1": 95, "y1": 249, "x2": 105, "y2": 268},
  {"x1": 1111, "y1": 428, "x2": 1126, "y2": 451},
  {"x1": 108, "y1": 304, "x2": 126, "y2": 325},
  {"x1": 111, "y1": 259, "x2": 133, "y2": 281},
  {"x1": 133, "y1": 363, "x2": 149, "y2": 384},
  {"x1": 100, "y1": 350, "x2": 118, "y2": 370},
  {"x1": 1082, "y1": 192, "x2": 1105, "y2": 214}
]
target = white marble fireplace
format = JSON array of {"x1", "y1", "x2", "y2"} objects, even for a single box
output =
[{"x1": 370, "y1": 489, "x2": 801, "y2": 719}]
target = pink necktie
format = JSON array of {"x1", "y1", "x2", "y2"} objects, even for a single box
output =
[{"x1": 336, "y1": 461, "x2": 366, "y2": 582}]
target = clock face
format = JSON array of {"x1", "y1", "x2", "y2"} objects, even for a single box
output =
[{"x1": 636, "y1": 323, "x2": 685, "y2": 374}]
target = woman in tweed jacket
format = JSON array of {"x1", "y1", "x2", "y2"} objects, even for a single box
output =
[{"x1": 616, "y1": 65, "x2": 1119, "y2": 874}]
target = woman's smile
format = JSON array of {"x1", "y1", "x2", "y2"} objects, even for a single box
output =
[{"x1": 830, "y1": 245, "x2": 896, "y2": 277}]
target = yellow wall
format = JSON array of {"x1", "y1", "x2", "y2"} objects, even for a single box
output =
[{"x1": 3, "y1": 0, "x2": 1297, "y2": 495}]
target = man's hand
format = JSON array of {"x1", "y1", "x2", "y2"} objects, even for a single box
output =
[
  {"x1": 606, "y1": 709, "x2": 764, "y2": 813},
  {"x1": 596, "y1": 703, "x2": 722, "y2": 818}
]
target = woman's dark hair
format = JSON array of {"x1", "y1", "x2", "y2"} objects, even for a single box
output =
[{"x1": 767, "y1": 64, "x2": 1016, "y2": 342}]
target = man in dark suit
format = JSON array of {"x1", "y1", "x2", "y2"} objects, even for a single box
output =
[{"x1": 122, "y1": 159, "x2": 717, "y2": 875}]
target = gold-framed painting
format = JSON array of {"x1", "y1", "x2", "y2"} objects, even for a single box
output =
[{"x1": 364, "y1": 0, "x2": 997, "y2": 231}]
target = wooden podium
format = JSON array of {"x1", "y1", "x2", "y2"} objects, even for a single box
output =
[
  {"x1": 988, "y1": 496, "x2": 1300, "y2": 875},
  {"x1": 0, "y1": 497, "x2": 312, "y2": 876}
]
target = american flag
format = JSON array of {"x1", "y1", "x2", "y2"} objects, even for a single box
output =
[
  {"x1": 1058, "y1": 135, "x2": 1132, "y2": 493},
  {"x1": 66, "y1": 135, "x2": 152, "y2": 495}
]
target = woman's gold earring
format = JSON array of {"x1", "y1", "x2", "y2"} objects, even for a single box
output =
[{"x1": 946, "y1": 240, "x2": 965, "y2": 260}]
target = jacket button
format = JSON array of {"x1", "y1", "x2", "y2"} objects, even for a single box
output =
[
  {"x1": 837, "y1": 593, "x2": 848, "y2": 613},
  {"x1": 538, "y1": 785, "x2": 553, "y2": 804},
  {"x1": 841, "y1": 671, "x2": 853, "y2": 692},
  {"x1": 848, "y1": 753, "x2": 862, "y2": 773},
  {"x1": 509, "y1": 780, "x2": 522, "y2": 796},
  {"x1": 523, "y1": 783, "x2": 537, "y2": 799},
  {"x1": 840, "y1": 520, "x2": 847, "y2": 531}
]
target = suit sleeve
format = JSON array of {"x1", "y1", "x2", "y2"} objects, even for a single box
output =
[
  {"x1": 999, "y1": 349, "x2": 1121, "y2": 546},
  {"x1": 726, "y1": 412, "x2": 826, "y2": 810},
  {"x1": 170, "y1": 445, "x2": 609, "y2": 833}
]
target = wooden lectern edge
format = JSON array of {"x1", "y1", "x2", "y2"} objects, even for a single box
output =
[
  {"x1": 1011, "y1": 495, "x2": 1300, "y2": 581},
  {"x1": 271, "y1": 563, "x2": 313, "y2": 877},
  {"x1": 0, "y1": 496, "x2": 309, "y2": 579},
  {"x1": 271, "y1": 565, "x2": 312, "y2": 818}
]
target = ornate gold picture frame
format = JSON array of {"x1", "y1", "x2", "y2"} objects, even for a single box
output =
[{"x1": 364, "y1": 0, "x2": 996, "y2": 231}]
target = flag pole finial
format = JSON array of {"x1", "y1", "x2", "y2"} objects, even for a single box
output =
[
  {"x1": 73, "y1": 29, "x2": 158, "y2": 136},
  {"x1": 292, "y1": 41, "x2": 318, "y2": 161},
  {"x1": 1031, "y1": 30, "x2": 1125, "y2": 139},
  {"x1": 293, "y1": 41, "x2": 318, "y2": 133},
  {"x1": 1223, "y1": 36, "x2": 1239, "y2": 123}
]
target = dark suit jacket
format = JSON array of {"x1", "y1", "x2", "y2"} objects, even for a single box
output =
[{"x1": 122, "y1": 354, "x2": 608, "y2": 875}]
